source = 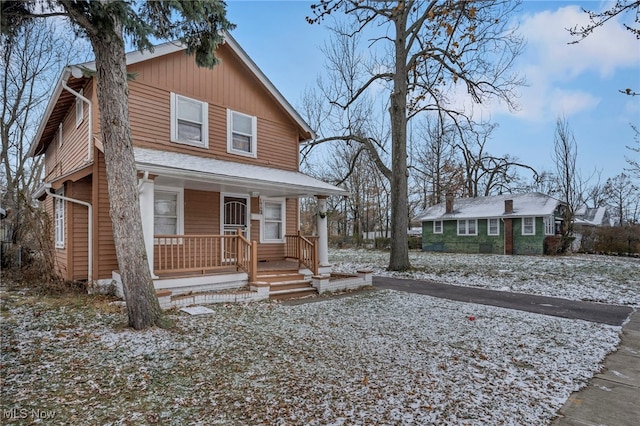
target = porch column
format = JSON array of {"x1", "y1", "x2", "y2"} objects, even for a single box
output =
[
  {"x1": 138, "y1": 174, "x2": 157, "y2": 278},
  {"x1": 316, "y1": 195, "x2": 330, "y2": 267}
]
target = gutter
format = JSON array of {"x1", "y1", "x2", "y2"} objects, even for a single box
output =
[{"x1": 44, "y1": 184, "x2": 93, "y2": 283}]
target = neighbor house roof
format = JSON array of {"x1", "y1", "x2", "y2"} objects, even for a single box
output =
[
  {"x1": 574, "y1": 206, "x2": 609, "y2": 226},
  {"x1": 134, "y1": 147, "x2": 348, "y2": 198},
  {"x1": 29, "y1": 31, "x2": 314, "y2": 157},
  {"x1": 414, "y1": 192, "x2": 564, "y2": 221}
]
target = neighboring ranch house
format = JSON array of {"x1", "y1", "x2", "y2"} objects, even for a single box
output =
[
  {"x1": 415, "y1": 193, "x2": 566, "y2": 255},
  {"x1": 29, "y1": 33, "x2": 354, "y2": 306}
]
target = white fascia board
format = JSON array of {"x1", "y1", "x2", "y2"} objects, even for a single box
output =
[{"x1": 28, "y1": 67, "x2": 72, "y2": 157}]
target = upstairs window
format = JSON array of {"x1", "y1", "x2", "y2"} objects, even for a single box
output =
[
  {"x1": 433, "y1": 220, "x2": 443, "y2": 234},
  {"x1": 457, "y1": 219, "x2": 477, "y2": 236},
  {"x1": 171, "y1": 93, "x2": 208, "y2": 148},
  {"x1": 488, "y1": 218, "x2": 499, "y2": 236},
  {"x1": 522, "y1": 217, "x2": 535, "y2": 235},
  {"x1": 227, "y1": 109, "x2": 257, "y2": 157},
  {"x1": 55, "y1": 188, "x2": 65, "y2": 248},
  {"x1": 75, "y1": 89, "x2": 84, "y2": 127}
]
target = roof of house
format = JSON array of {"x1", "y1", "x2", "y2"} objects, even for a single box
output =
[
  {"x1": 134, "y1": 147, "x2": 348, "y2": 198},
  {"x1": 414, "y1": 192, "x2": 564, "y2": 222},
  {"x1": 574, "y1": 206, "x2": 609, "y2": 226},
  {"x1": 29, "y1": 31, "x2": 314, "y2": 157}
]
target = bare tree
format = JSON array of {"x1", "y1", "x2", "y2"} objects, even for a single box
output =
[
  {"x1": 1, "y1": 20, "x2": 86, "y2": 266},
  {"x1": 307, "y1": 0, "x2": 524, "y2": 270},
  {"x1": 604, "y1": 173, "x2": 640, "y2": 225},
  {"x1": 626, "y1": 125, "x2": 640, "y2": 178}
]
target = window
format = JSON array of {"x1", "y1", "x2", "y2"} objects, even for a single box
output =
[
  {"x1": 154, "y1": 188, "x2": 184, "y2": 237},
  {"x1": 75, "y1": 89, "x2": 84, "y2": 127},
  {"x1": 262, "y1": 199, "x2": 285, "y2": 242},
  {"x1": 457, "y1": 219, "x2": 477, "y2": 236},
  {"x1": 488, "y1": 218, "x2": 499, "y2": 236},
  {"x1": 171, "y1": 93, "x2": 208, "y2": 148},
  {"x1": 522, "y1": 217, "x2": 535, "y2": 235},
  {"x1": 55, "y1": 188, "x2": 65, "y2": 248},
  {"x1": 433, "y1": 220, "x2": 443, "y2": 234},
  {"x1": 543, "y1": 216, "x2": 555, "y2": 235},
  {"x1": 227, "y1": 109, "x2": 257, "y2": 157}
]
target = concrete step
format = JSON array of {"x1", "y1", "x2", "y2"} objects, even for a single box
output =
[
  {"x1": 269, "y1": 287, "x2": 318, "y2": 300},
  {"x1": 269, "y1": 281, "x2": 313, "y2": 292}
]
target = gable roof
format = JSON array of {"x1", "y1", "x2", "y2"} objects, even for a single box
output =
[
  {"x1": 29, "y1": 31, "x2": 314, "y2": 157},
  {"x1": 414, "y1": 193, "x2": 564, "y2": 222},
  {"x1": 574, "y1": 206, "x2": 609, "y2": 226},
  {"x1": 135, "y1": 147, "x2": 347, "y2": 197}
]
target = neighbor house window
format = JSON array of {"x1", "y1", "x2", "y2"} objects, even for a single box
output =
[
  {"x1": 54, "y1": 188, "x2": 65, "y2": 248},
  {"x1": 433, "y1": 220, "x2": 443, "y2": 234},
  {"x1": 522, "y1": 217, "x2": 535, "y2": 235},
  {"x1": 262, "y1": 199, "x2": 285, "y2": 242},
  {"x1": 457, "y1": 219, "x2": 477, "y2": 236},
  {"x1": 170, "y1": 93, "x2": 209, "y2": 148},
  {"x1": 227, "y1": 109, "x2": 257, "y2": 157},
  {"x1": 75, "y1": 89, "x2": 84, "y2": 127},
  {"x1": 488, "y1": 218, "x2": 499, "y2": 236},
  {"x1": 154, "y1": 188, "x2": 184, "y2": 237},
  {"x1": 543, "y1": 216, "x2": 555, "y2": 235}
]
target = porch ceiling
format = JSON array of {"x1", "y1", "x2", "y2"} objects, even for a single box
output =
[{"x1": 134, "y1": 147, "x2": 348, "y2": 198}]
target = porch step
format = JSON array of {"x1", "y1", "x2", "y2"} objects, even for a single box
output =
[
  {"x1": 268, "y1": 278, "x2": 317, "y2": 300},
  {"x1": 257, "y1": 272, "x2": 306, "y2": 284}
]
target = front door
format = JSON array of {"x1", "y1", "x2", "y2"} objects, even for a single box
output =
[{"x1": 221, "y1": 195, "x2": 249, "y2": 262}]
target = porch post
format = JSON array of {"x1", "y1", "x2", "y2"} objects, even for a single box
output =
[
  {"x1": 316, "y1": 195, "x2": 330, "y2": 268},
  {"x1": 138, "y1": 174, "x2": 158, "y2": 278}
]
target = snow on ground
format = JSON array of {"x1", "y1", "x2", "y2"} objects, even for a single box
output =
[
  {"x1": 330, "y1": 249, "x2": 640, "y2": 306},
  {"x1": 0, "y1": 285, "x2": 622, "y2": 425}
]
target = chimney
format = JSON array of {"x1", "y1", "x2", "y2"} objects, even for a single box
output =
[
  {"x1": 505, "y1": 199, "x2": 513, "y2": 214},
  {"x1": 445, "y1": 193, "x2": 454, "y2": 214}
]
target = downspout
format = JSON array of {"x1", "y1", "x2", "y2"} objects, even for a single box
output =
[
  {"x1": 61, "y1": 80, "x2": 93, "y2": 163},
  {"x1": 45, "y1": 184, "x2": 93, "y2": 283}
]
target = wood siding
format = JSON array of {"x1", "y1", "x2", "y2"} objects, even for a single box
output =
[
  {"x1": 68, "y1": 177, "x2": 91, "y2": 280},
  {"x1": 44, "y1": 82, "x2": 95, "y2": 183},
  {"x1": 95, "y1": 153, "x2": 118, "y2": 279},
  {"x1": 127, "y1": 46, "x2": 300, "y2": 170}
]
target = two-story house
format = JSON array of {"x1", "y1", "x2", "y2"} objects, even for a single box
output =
[{"x1": 30, "y1": 33, "x2": 347, "y2": 303}]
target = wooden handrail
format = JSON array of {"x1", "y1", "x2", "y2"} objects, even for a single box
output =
[
  {"x1": 236, "y1": 231, "x2": 257, "y2": 283},
  {"x1": 284, "y1": 232, "x2": 318, "y2": 275}
]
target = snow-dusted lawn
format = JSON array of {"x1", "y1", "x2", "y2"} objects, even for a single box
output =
[
  {"x1": 331, "y1": 249, "x2": 640, "y2": 306},
  {"x1": 0, "y1": 285, "x2": 622, "y2": 425}
]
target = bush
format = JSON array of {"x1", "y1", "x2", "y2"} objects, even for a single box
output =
[
  {"x1": 544, "y1": 236, "x2": 563, "y2": 255},
  {"x1": 590, "y1": 225, "x2": 640, "y2": 254}
]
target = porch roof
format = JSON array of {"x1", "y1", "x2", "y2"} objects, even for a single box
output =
[{"x1": 134, "y1": 147, "x2": 348, "y2": 198}]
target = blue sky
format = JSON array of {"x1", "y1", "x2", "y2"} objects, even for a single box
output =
[{"x1": 225, "y1": 0, "x2": 640, "y2": 184}]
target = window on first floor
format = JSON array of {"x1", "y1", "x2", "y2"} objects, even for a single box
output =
[
  {"x1": 543, "y1": 216, "x2": 555, "y2": 235},
  {"x1": 433, "y1": 220, "x2": 443, "y2": 234},
  {"x1": 227, "y1": 109, "x2": 257, "y2": 157},
  {"x1": 154, "y1": 188, "x2": 184, "y2": 237},
  {"x1": 171, "y1": 92, "x2": 209, "y2": 148},
  {"x1": 54, "y1": 188, "x2": 65, "y2": 248},
  {"x1": 488, "y1": 218, "x2": 499, "y2": 236},
  {"x1": 522, "y1": 217, "x2": 535, "y2": 235},
  {"x1": 457, "y1": 219, "x2": 477, "y2": 236},
  {"x1": 262, "y1": 198, "x2": 285, "y2": 242}
]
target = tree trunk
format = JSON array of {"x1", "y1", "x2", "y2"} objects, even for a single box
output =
[
  {"x1": 89, "y1": 21, "x2": 163, "y2": 330},
  {"x1": 388, "y1": 12, "x2": 410, "y2": 271}
]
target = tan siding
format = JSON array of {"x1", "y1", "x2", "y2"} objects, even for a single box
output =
[
  {"x1": 183, "y1": 190, "x2": 220, "y2": 234},
  {"x1": 95, "y1": 154, "x2": 118, "y2": 279},
  {"x1": 69, "y1": 178, "x2": 91, "y2": 280},
  {"x1": 45, "y1": 82, "x2": 95, "y2": 182},
  {"x1": 127, "y1": 45, "x2": 300, "y2": 171},
  {"x1": 46, "y1": 197, "x2": 68, "y2": 280}
]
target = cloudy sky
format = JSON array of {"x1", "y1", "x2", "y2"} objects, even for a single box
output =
[{"x1": 226, "y1": 0, "x2": 640, "y2": 184}]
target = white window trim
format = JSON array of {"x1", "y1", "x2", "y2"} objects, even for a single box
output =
[
  {"x1": 457, "y1": 219, "x2": 477, "y2": 236},
  {"x1": 55, "y1": 188, "x2": 65, "y2": 249},
  {"x1": 75, "y1": 89, "x2": 84, "y2": 127},
  {"x1": 522, "y1": 217, "x2": 536, "y2": 236},
  {"x1": 433, "y1": 220, "x2": 443, "y2": 234},
  {"x1": 543, "y1": 215, "x2": 555, "y2": 236},
  {"x1": 261, "y1": 198, "x2": 286, "y2": 243},
  {"x1": 227, "y1": 109, "x2": 257, "y2": 158},
  {"x1": 170, "y1": 92, "x2": 209, "y2": 148},
  {"x1": 153, "y1": 186, "x2": 184, "y2": 244},
  {"x1": 487, "y1": 218, "x2": 500, "y2": 236}
]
